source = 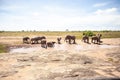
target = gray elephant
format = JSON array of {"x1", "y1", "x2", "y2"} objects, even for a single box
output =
[
  {"x1": 65, "y1": 35, "x2": 76, "y2": 44},
  {"x1": 91, "y1": 34, "x2": 102, "y2": 45},
  {"x1": 23, "y1": 37, "x2": 30, "y2": 44},
  {"x1": 41, "y1": 39, "x2": 47, "y2": 48},
  {"x1": 82, "y1": 35, "x2": 89, "y2": 43},
  {"x1": 31, "y1": 36, "x2": 46, "y2": 44},
  {"x1": 57, "y1": 37, "x2": 62, "y2": 44}
]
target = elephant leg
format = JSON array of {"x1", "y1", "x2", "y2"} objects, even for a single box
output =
[
  {"x1": 93, "y1": 40, "x2": 95, "y2": 44},
  {"x1": 95, "y1": 40, "x2": 98, "y2": 44},
  {"x1": 87, "y1": 38, "x2": 89, "y2": 43},
  {"x1": 85, "y1": 39, "x2": 87, "y2": 43},
  {"x1": 32, "y1": 40, "x2": 34, "y2": 44},
  {"x1": 98, "y1": 39, "x2": 100, "y2": 45},
  {"x1": 97, "y1": 38, "x2": 100, "y2": 44},
  {"x1": 31, "y1": 40, "x2": 33, "y2": 44},
  {"x1": 97, "y1": 40, "x2": 100, "y2": 45},
  {"x1": 36, "y1": 40, "x2": 38, "y2": 44},
  {"x1": 27, "y1": 40, "x2": 30, "y2": 44},
  {"x1": 83, "y1": 38, "x2": 85, "y2": 42},
  {"x1": 24, "y1": 40, "x2": 27, "y2": 43},
  {"x1": 45, "y1": 44, "x2": 47, "y2": 49},
  {"x1": 73, "y1": 39, "x2": 76, "y2": 44},
  {"x1": 31, "y1": 41, "x2": 32, "y2": 44},
  {"x1": 32, "y1": 41, "x2": 34, "y2": 44},
  {"x1": 91, "y1": 39, "x2": 93, "y2": 43},
  {"x1": 34, "y1": 40, "x2": 36, "y2": 44},
  {"x1": 69, "y1": 39, "x2": 71, "y2": 44},
  {"x1": 35, "y1": 40, "x2": 38, "y2": 44},
  {"x1": 84, "y1": 39, "x2": 86, "y2": 43}
]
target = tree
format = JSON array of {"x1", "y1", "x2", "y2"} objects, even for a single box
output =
[
  {"x1": 21, "y1": 30, "x2": 24, "y2": 32},
  {"x1": 66, "y1": 29, "x2": 69, "y2": 31},
  {"x1": 83, "y1": 31, "x2": 94, "y2": 37}
]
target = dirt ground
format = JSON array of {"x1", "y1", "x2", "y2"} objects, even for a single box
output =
[{"x1": 0, "y1": 36, "x2": 120, "y2": 80}]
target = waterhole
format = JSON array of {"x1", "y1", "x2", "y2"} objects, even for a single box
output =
[{"x1": 9, "y1": 44, "x2": 119, "y2": 53}]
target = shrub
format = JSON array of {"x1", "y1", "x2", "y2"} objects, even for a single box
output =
[{"x1": 83, "y1": 31, "x2": 94, "y2": 37}]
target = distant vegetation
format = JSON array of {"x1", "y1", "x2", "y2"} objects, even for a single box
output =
[
  {"x1": 0, "y1": 31, "x2": 120, "y2": 39},
  {"x1": 0, "y1": 30, "x2": 120, "y2": 53}
]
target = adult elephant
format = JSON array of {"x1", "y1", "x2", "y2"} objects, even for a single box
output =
[
  {"x1": 23, "y1": 37, "x2": 30, "y2": 44},
  {"x1": 31, "y1": 36, "x2": 46, "y2": 44},
  {"x1": 65, "y1": 35, "x2": 76, "y2": 44},
  {"x1": 41, "y1": 39, "x2": 47, "y2": 48},
  {"x1": 91, "y1": 34, "x2": 102, "y2": 45},
  {"x1": 82, "y1": 35, "x2": 89, "y2": 43}
]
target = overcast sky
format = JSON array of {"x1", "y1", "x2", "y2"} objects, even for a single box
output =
[{"x1": 0, "y1": 0, "x2": 120, "y2": 31}]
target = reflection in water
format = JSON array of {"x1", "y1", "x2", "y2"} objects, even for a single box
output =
[
  {"x1": 10, "y1": 47, "x2": 40, "y2": 53},
  {"x1": 10, "y1": 44, "x2": 119, "y2": 53}
]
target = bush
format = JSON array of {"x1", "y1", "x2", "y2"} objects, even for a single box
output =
[
  {"x1": 83, "y1": 31, "x2": 94, "y2": 37},
  {"x1": 0, "y1": 31, "x2": 4, "y2": 33}
]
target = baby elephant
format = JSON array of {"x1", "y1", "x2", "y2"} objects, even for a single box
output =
[
  {"x1": 57, "y1": 37, "x2": 62, "y2": 44},
  {"x1": 47, "y1": 42, "x2": 56, "y2": 47}
]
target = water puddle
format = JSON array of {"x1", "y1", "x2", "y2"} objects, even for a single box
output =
[
  {"x1": 10, "y1": 47, "x2": 41, "y2": 53},
  {"x1": 9, "y1": 44, "x2": 119, "y2": 53}
]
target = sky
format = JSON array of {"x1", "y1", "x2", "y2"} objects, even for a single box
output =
[{"x1": 0, "y1": 0, "x2": 120, "y2": 31}]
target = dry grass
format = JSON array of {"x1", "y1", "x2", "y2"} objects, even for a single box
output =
[
  {"x1": 0, "y1": 44, "x2": 8, "y2": 53},
  {"x1": 0, "y1": 31, "x2": 120, "y2": 39}
]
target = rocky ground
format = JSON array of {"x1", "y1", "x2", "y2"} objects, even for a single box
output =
[{"x1": 0, "y1": 37, "x2": 120, "y2": 80}]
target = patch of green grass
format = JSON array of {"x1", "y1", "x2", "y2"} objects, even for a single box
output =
[{"x1": 0, "y1": 44, "x2": 7, "y2": 53}]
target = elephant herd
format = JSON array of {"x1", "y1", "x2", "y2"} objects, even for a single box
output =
[
  {"x1": 23, "y1": 34, "x2": 102, "y2": 48},
  {"x1": 23, "y1": 36, "x2": 46, "y2": 44},
  {"x1": 23, "y1": 36, "x2": 60, "y2": 48},
  {"x1": 82, "y1": 34, "x2": 102, "y2": 45}
]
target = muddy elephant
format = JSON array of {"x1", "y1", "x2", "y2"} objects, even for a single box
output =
[
  {"x1": 23, "y1": 37, "x2": 30, "y2": 44},
  {"x1": 41, "y1": 39, "x2": 47, "y2": 48},
  {"x1": 82, "y1": 35, "x2": 89, "y2": 43},
  {"x1": 47, "y1": 41, "x2": 56, "y2": 47},
  {"x1": 91, "y1": 34, "x2": 102, "y2": 45},
  {"x1": 57, "y1": 37, "x2": 62, "y2": 44},
  {"x1": 65, "y1": 35, "x2": 76, "y2": 44},
  {"x1": 31, "y1": 36, "x2": 46, "y2": 44}
]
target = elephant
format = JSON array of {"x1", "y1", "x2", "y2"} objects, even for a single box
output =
[
  {"x1": 65, "y1": 35, "x2": 76, "y2": 44},
  {"x1": 31, "y1": 36, "x2": 46, "y2": 44},
  {"x1": 31, "y1": 37, "x2": 38, "y2": 44},
  {"x1": 57, "y1": 37, "x2": 62, "y2": 44},
  {"x1": 41, "y1": 39, "x2": 47, "y2": 48},
  {"x1": 47, "y1": 41, "x2": 56, "y2": 47},
  {"x1": 82, "y1": 35, "x2": 89, "y2": 43},
  {"x1": 91, "y1": 34, "x2": 102, "y2": 45},
  {"x1": 23, "y1": 37, "x2": 30, "y2": 44}
]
